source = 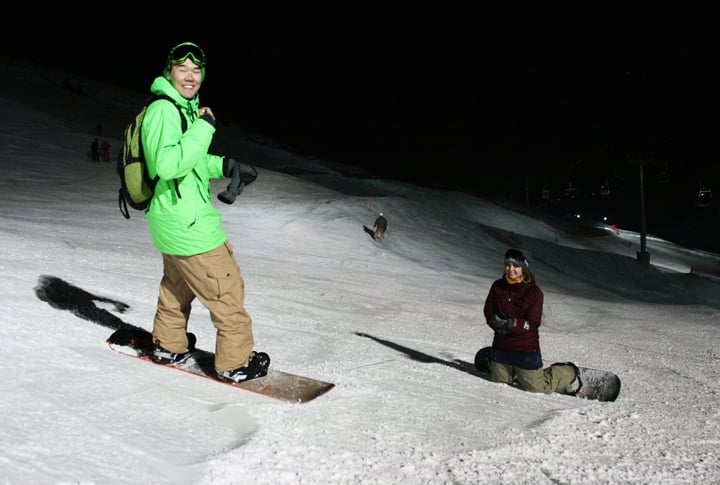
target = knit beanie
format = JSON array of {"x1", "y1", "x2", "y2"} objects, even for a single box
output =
[{"x1": 504, "y1": 248, "x2": 529, "y2": 270}]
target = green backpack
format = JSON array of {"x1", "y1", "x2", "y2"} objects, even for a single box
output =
[{"x1": 117, "y1": 94, "x2": 186, "y2": 219}]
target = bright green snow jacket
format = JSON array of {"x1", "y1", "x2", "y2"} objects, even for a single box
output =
[{"x1": 141, "y1": 76, "x2": 227, "y2": 256}]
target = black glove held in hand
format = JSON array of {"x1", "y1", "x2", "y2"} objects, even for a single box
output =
[
  {"x1": 219, "y1": 158, "x2": 259, "y2": 204},
  {"x1": 200, "y1": 113, "x2": 215, "y2": 126},
  {"x1": 489, "y1": 313, "x2": 515, "y2": 335},
  {"x1": 222, "y1": 157, "x2": 258, "y2": 184},
  {"x1": 237, "y1": 162, "x2": 257, "y2": 185},
  {"x1": 222, "y1": 157, "x2": 237, "y2": 177}
]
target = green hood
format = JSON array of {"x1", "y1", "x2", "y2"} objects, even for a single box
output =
[{"x1": 141, "y1": 76, "x2": 226, "y2": 256}]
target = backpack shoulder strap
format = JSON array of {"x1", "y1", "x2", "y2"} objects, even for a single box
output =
[
  {"x1": 143, "y1": 94, "x2": 189, "y2": 205},
  {"x1": 147, "y1": 94, "x2": 188, "y2": 132}
]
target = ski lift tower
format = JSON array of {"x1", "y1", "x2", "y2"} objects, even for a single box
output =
[{"x1": 626, "y1": 152, "x2": 654, "y2": 265}]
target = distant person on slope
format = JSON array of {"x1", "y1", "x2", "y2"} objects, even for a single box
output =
[
  {"x1": 373, "y1": 213, "x2": 387, "y2": 240},
  {"x1": 141, "y1": 41, "x2": 267, "y2": 383},
  {"x1": 479, "y1": 248, "x2": 581, "y2": 396},
  {"x1": 90, "y1": 138, "x2": 100, "y2": 162},
  {"x1": 101, "y1": 139, "x2": 111, "y2": 162}
]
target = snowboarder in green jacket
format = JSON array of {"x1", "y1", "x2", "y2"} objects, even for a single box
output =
[{"x1": 141, "y1": 41, "x2": 269, "y2": 383}]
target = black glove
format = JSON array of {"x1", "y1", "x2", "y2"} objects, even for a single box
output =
[
  {"x1": 200, "y1": 111, "x2": 216, "y2": 127},
  {"x1": 237, "y1": 162, "x2": 258, "y2": 185},
  {"x1": 219, "y1": 158, "x2": 241, "y2": 204},
  {"x1": 489, "y1": 313, "x2": 515, "y2": 335},
  {"x1": 218, "y1": 158, "x2": 259, "y2": 204},
  {"x1": 222, "y1": 157, "x2": 237, "y2": 178},
  {"x1": 223, "y1": 158, "x2": 257, "y2": 184}
]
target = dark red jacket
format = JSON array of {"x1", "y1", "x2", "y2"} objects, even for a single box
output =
[{"x1": 483, "y1": 273, "x2": 543, "y2": 352}]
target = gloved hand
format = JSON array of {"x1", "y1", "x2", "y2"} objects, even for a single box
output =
[
  {"x1": 222, "y1": 157, "x2": 237, "y2": 178},
  {"x1": 223, "y1": 158, "x2": 258, "y2": 184},
  {"x1": 237, "y1": 162, "x2": 258, "y2": 185},
  {"x1": 489, "y1": 313, "x2": 515, "y2": 335},
  {"x1": 219, "y1": 158, "x2": 259, "y2": 204}
]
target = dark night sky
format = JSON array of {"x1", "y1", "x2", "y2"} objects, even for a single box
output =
[{"x1": 4, "y1": 5, "x2": 720, "y2": 195}]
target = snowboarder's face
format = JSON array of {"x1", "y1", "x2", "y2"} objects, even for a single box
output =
[
  {"x1": 505, "y1": 261, "x2": 523, "y2": 280},
  {"x1": 170, "y1": 59, "x2": 203, "y2": 100}
]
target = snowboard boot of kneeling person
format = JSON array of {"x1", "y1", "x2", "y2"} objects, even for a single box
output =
[
  {"x1": 217, "y1": 351, "x2": 271, "y2": 383},
  {"x1": 557, "y1": 362, "x2": 582, "y2": 395},
  {"x1": 474, "y1": 347, "x2": 492, "y2": 374}
]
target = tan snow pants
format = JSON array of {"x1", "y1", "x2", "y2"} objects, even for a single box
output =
[{"x1": 152, "y1": 241, "x2": 254, "y2": 372}]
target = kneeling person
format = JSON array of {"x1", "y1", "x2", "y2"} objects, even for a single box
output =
[{"x1": 482, "y1": 248, "x2": 580, "y2": 395}]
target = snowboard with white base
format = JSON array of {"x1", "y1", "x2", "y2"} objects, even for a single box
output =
[{"x1": 474, "y1": 347, "x2": 621, "y2": 402}]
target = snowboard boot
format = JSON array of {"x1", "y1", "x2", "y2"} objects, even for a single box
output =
[
  {"x1": 217, "y1": 351, "x2": 271, "y2": 383},
  {"x1": 150, "y1": 333, "x2": 197, "y2": 366},
  {"x1": 474, "y1": 347, "x2": 493, "y2": 373},
  {"x1": 560, "y1": 362, "x2": 582, "y2": 395}
]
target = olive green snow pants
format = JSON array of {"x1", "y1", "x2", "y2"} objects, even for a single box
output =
[
  {"x1": 152, "y1": 241, "x2": 254, "y2": 372},
  {"x1": 490, "y1": 361, "x2": 576, "y2": 394}
]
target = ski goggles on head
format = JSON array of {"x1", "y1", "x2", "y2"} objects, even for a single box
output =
[{"x1": 167, "y1": 42, "x2": 207, "y2": 68}]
